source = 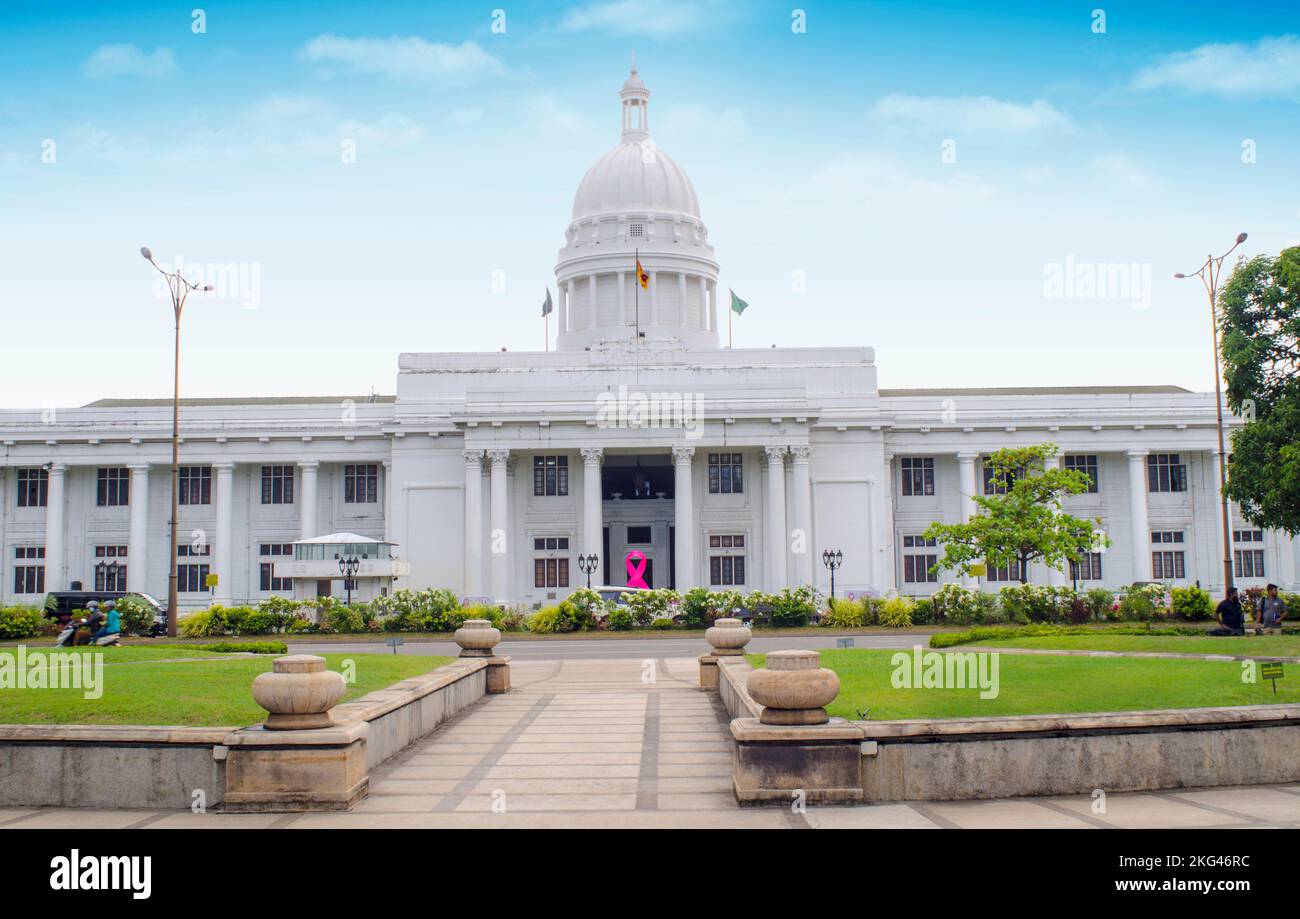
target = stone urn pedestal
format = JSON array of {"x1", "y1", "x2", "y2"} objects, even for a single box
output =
[
  {"x1": 454, "y1": 619, "x2": 511, "y2": 693},
  {"x1": 700, "y1": 617, "x2": 753, "y2": 690},
  {"x1": 251, "y1": 654, "x2": 346, "y2": 730},
  {"x1": 746, "y1": 649, "x2": 840, "y2": 725}
]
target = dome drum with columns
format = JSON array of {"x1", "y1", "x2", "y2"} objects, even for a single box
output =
[{"x1": 556, "y1": 64, "x2": 720, "y2": 351}]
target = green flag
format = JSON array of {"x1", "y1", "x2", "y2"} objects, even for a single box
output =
[{"x1": 730, "y1": 289, "x2": 748, "y2": 315}]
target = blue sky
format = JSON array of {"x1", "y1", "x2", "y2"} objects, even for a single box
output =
[{"x1": 1, "y1": 0, "x2": 1298, "y2": 407}]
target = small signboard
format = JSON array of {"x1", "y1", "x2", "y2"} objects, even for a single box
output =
[
  {"x1": 205, "y1": 573, "x2": 219, "y2": 588},
  {"x1": 385, "y1": 636, "x2": 405, "y2": 655},
  {"x1": 1261, "y1": 661, "x2": 1284, "y2": 694},
  {"x1": 967, "y1": 563, "x2": 987, "y2": 578},
  {"x1": 836, "y1": 637, "x2": 856, "y2": 649}
]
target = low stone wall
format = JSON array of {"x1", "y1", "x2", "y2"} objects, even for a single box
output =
[
  {"x1": 716, "y1": 651, "x2": 1300, "y2": 804},
  {"x1": 0, "y1": 658, "x2": 491, "y2": 811},
  {"x1": 859, "y1": 704, "x2": 1300, "y2": 801},
  {"x1": 0, "y1": 725, "x2": 231, "y2": 810}
]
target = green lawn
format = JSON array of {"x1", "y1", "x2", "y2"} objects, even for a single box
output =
[
  {"x1": 0, "y1": 645, "x2": 246, "y2": 663},
  {"x1": 963, "y1": 633, "x2": 1300, "y2": 657},
  {"x1": 747, "y1": 648, "x2": 1300, "y2": 720},
  {"x1": 0, "y1": 650, "x2": 453, "y2": 727}
]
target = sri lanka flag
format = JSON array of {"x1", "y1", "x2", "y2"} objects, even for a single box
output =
[{"x1": 636, "y1": 257, "x2": 649, "y2": 290}]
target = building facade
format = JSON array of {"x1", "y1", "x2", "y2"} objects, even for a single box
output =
[{"x1": 2, "y1": 68, "x2": 1296, "y2": 610}]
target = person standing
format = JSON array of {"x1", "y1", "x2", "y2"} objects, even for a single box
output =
[
  {"x1": 1212, "y1": 587, "x2": 1245, "y2": 636},
  {"x1": 1258, "y1": 584, "x2": 1287, "y2": 634}
]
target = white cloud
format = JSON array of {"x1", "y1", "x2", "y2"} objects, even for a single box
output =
[
  {"x1": 558, "y1": 0, "x2": 724, "y2": 36},
  {"x1": 1133, "y1": 34, "x2": 1300, "y2": 97},
  {"x1": 298, "y1": 35, "x2": 503, "y2": 84},
  {"x1": 1091, "y1": 154, "x2": 1156, "y2": 194},
  {"x1": 871, "y1": 93, "x2": 1074, "y2": 137},
  {"x1": 84, "y1": 44, "x2": 176, "y2": 80},
  {"x1": 784, "y1": 154, "x2": 996, "y2": 216},
  {"x1": 339, "y1": 113, "x2": 423, "y2": 146}
]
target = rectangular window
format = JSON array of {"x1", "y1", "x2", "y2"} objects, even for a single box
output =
[
  {"x1": 983, "y1": 462, "x2": 1020, "y2": 496},
  {"x1": 260, "y1": 465, "x2": 295, "y2": 505},
  {"x1": 1063, "y1": 454, "x2": 1100, "y2": 494},
  {"x1": 1147, "y1": 454, "x2": 1187, "y2": 493},
  {"x1": 901, "y1": 535, "x2": 938, "y2": 583},
  {"x1": 344, "y1": 464, "x2": 378, "y2": 504},
  {"x1": 1233, "y1": 531, "x2": 1265, "y2": 579},
  {"x1": 96, "y1": 467, "x2": 130, "y2": 507},
  {"x1": 900, "y1": 457, "x2": 935, "y2": 497},
  {"x1": 1151, "y1": 531, "x2": 1186, "y2": 580},
  {"x1": 708, "y1": 533, "x2": 747, "y2": 587},
  {"x1": 986, "y1": 560, "x2": 1024, "y2": 582},
  {"x1": 532, "y1": 455, "x2": 569, "y2": 497},
  {"x1": 1069, "y1": 553, "x2": 1104, "y2": 581},
  {"x1": 707, "y1": 453, "x2": 743, "y2": 494},
  {"x1": 178, "y1": 466, "x2": 212, "y2": 505},
  {"x1": 12, "y1": 546, "x2": 45, "y2": 594},
  {"x1": 259, "y1": 543, "x2": 294, "y2": 591},
  {"x1": 177, "y1": 564, "x2": 211, "y2": 593},
  {"x1": 93, "y1": 545, "x2": 128, "y2": 591},
  {"x1": 532, "y1": 558, "x2": 570, "y2": 589},
  {"x1": 16, "y1": 468, "x2": 48, "y2": 508},
  {"x1": 626, "y1": 526, "x2": 652, "y2": 545}
]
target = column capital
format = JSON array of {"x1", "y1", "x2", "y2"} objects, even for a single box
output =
[
  {"x1": 1126, "y1": 448, "x2": 1150, "y2": 460},
  {"x1": 671, "y1": 445, "x2": 695, "y2": 465},
  {"x1": 789, "y1": 444, "x2": 812, "y2": 462},
  {"x1": 212, "y1": 461, "x2": 236, "y2": 472},
  {"x1": 956, "y1": 451, "x2": 980, "y2": 462},
  {"x1": 127, "y1": 462, "x2": 151, "y2": 473},
  {"x1": 298, "y1": 460, "x2": 320, "y2": 470},
  {"x1": 47, "y1": 462, "x2": 66, "y2": 475},
  {"x1": 764, "y1": 445, "x2": 787, "y2": 463},
  {"x1": 464, "y1": 449, "x2": 484, "y2": 465},
  {"x1": 580, "y1": 447, "x2": 604, "y2": 465},
  {"x1": 486, "y1": 448, "x2": 510, "y2": 465}
]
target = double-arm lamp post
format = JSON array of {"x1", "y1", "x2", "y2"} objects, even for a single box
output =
[
  {"x1": 577, "y1": 553, "x2": 599, "y2": 589},
  {"x1": 1174, "y1": 231, "x2": 1247, "y2": 594},
  {"x1": 821, "y1": 549, "x2": 843, "y2": 600},
  {"x1": 140, "y1": 247, "x2": 213, "y2": 637}
]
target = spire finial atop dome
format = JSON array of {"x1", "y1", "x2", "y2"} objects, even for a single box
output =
[{"x1": 619, "y1": 59, "x2": 650, "y2": 140}]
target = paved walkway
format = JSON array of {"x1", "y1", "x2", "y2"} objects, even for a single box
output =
[{"x1": 3, "y1": 657, "x2": 1300, "y2": 829}]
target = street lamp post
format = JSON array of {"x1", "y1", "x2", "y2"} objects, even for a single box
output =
[
  {"x1": 141, "y1": 247, "x2": 213, "y2": 637},
  {"x1": 578, "y1": 553, "x2": 599, "y2": 589},
  {"x1": 339, "y1": 556, "x2": 360, "y2": 606},
  {"x1": 1175, "y1": 231, "x2": 1247, "y2": 594},
  {"x1": 821, "y1": 549, "x2": 843, "y2": 600}
]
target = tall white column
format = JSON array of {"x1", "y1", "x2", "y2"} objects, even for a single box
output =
[
  {"x1": 698, "y1": 276, "x2": 708, "y2": 330},
  {"x1": 1127, "y1": 449, "x2": 1150, "y2": 582},
  {"x1": 463, "y1": 450, "x2": 483, "y2": 596},
  {"x1": 650, "y1": 271, "x2": 659, "y2": 324},
  {"x1": 1044, "y1": 453, "x2": 1068, "y2": 586},
  {"x1": 765, "y1": 446, "x2": 788, "y2": 589},
  {"x1": 617, "y1": 271, "x2": 627, "y2": 326},
  {"x1": 44, "y1": 463, "x2": 66, "y2": 593},
  {"x1": 672, "y1": 446, "x2": 695, "y2": 591},
  {"x1": 382, "y1": 460, "x2": 393, "y2": 543},
  {"x1": 488, "y1": 449, "x2": 510, "y2": 602},
  {"x1": 587, "y1": 273, "x2": 597, "y2": 330},
  {"x1": 127, "y1": 463, "x2": 150, "y2": 593},
  {"x1": 581, "y1": 448, "x2": 603, "y2": 566},
  {"x1": 299, "y1": 461, "x2": 319, "y2": 540},
  {"x1": 957, "y1": 452, "x2": 979, "y2": 588},
  {"x1": 213, "y1": 462, "x2": 234, "y2": 605},
  {"x1": 557, "y1": 284, "x2": 568, "y2": 335},
  {"x1": 789, "y1": 445, "x2": 813, "y2": 587}
]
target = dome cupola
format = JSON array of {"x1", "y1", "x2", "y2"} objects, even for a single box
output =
[{"x1": 555, "y1": 63, "x2": 720, "y2": 351}]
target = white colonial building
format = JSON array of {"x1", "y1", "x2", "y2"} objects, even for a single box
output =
[{"x1": 1, "y1": 67, "x2": 1297, "y2": 610}]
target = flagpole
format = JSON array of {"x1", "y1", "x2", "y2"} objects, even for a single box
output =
[
  {"x1": 634, "y1": 247, "x2": 640, "y2": 340},
  {"x1": 728, "y1": 302, "x2": 732, "y2": 348},
  {"x1": 545, "y1": 312, "x2": 549, "y2": 352}
]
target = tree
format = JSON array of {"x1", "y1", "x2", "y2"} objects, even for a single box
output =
[
  {"x1": 922, "y1": 443, "x2": 1106, "y2": 584},
  {"x1": 1219, "y1": 246, "x2": 1300, "y2": 535}
]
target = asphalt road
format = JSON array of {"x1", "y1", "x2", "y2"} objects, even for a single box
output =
[{"x1": 288, "y1": 631, "x2": 931, "y2": 660}]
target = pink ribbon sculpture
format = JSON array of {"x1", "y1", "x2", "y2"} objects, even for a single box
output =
[{"x1": 625, "y1": 550, "x2": 649, "y2": 589}]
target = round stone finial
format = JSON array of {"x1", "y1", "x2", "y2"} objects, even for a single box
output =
[
  {"x1": 251, "y1": 654, "x2": 346, "y2": 731},
  {"x1": 746, "y1": 649, "x2": 841, "y2": 726},
  {"x1": 455, "y1": 619, "x2": 502, "y2": 658},
  {"x1": 705, "y1": 617, "x2": 752, "y2": 656}
]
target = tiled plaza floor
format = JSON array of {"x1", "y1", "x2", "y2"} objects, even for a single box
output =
[{"x1": 3, "y1": 658, "x2": 1298, "y2": 829}]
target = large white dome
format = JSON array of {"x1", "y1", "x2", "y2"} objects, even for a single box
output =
[{"x1": 571, "y1": 141, "x2": 700, "y2": 221}]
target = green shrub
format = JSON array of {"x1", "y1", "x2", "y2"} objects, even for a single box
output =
[
  {"x1": 171, "y1": 641, "x2": 288, "y2": 654},
  {"x1": 931, "y1": 584, "x2": 999, "y2": 625},
  {"x1": 748, "y1": 585, "x2": 819, "y2": 627},
  {"x1": 527, "y1": 606, "x2": 565, "y2": 634},
  {"x1": 997, "y1": 585, "x2": 1071, "y2": 624},
  {"x1": 371, "y1": 588, "x2": 462, "y2": 631},
  {"x1": 877, "y1": 596, "x2": 914, "y2": 629},
  {"x1": 650, "y1": 617, "x2": 676, "y2": 630},
  {"x1": 928, "y1": 622, "x2": 1213, "y2": 649},
  {"x1": 1118, "y1": 583, "x2": 1165, "y2": 622},
  {"x1": 912, "y1": 597, "x2": 936, "y2": 625},
  {"x1": 1171, "y1": 585, "x2": 1214, "y2": 621},
  {"x1": 0, "y1": 606, "x2": 44, "y2": 639},
  {"x1": 1084, "y1": 587, "x2": 1114, "y2": 621},
  {"x1": 456, "y1": 604, "x2": 504, "y2": 628},
  {"x1": 823, "y1": 596, "x2": 868, "y2": 628},
  {"x1": 680, "y1": 588, "x2": 742, "y2": 627},
  {"x1": 499, "y1": 611, "x2": 527, "y2": 632},
  {"x1": 620, "y1": 589, "x2": 677, "y2": 627},
  {"x1": 178, "y1": 610, "x2": 221, "y2": 638},
  {"x1": 605, "y1": 608, "x2": 635, "y2": 631},
  {"x1": 321, "y1": 605, "x2": 365, "y2": 633},
  {"x1": 115, "y1": 595, "x2": 157, "y2": 635}
]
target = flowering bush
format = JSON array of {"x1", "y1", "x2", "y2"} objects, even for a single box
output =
[
  {"x1": 930, "y1": 584, "x2": 999, "y2": 625},
  {"x1": 621, "y1": 588, "x2": 678, "y2": 626}
]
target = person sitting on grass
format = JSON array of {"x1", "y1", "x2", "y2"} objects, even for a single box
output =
[
  {"x1": 1257, "y1": 584, "x2": 1287, "y2": 635},
  {"x1": 1209, "y1": 587, "x2": 1245, "y2": 637},
  {"x1": 88, "y1": 600, "x2": 122, "y2": 647}
]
